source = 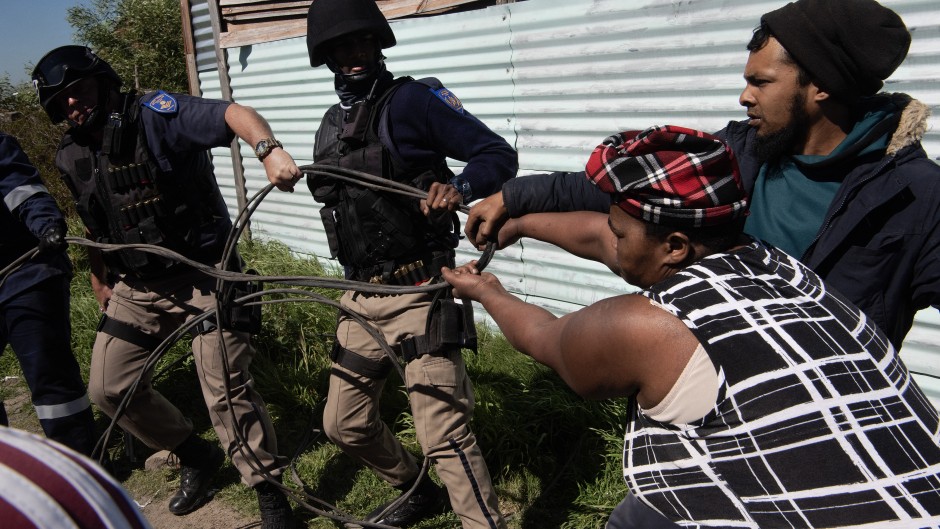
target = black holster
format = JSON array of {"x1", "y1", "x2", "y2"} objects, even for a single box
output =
[
  {"x1": 401, "y1": 297, "x2": 477, "y2": 363},
  {"x1": 218, "y1": 269, "x2": 263, "y2": 334}
]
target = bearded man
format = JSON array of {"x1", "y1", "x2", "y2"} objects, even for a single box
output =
[{"x1": 464, "y1": 0, "x2": 938, "y2": 351}]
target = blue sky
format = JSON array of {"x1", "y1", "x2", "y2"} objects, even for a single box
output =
[{"x1": 0, "y1": 0, "x2": 85, "y2": 85}]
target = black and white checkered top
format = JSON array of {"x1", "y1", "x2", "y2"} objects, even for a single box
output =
[{"x1": 629, "y1": 241, "x2": 940, "y2": 528}]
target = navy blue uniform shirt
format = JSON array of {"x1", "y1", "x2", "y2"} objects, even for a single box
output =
[
  {"x1": 0, "y1": 133, "x2": 71, "y2": 304},
  {"x1": 379, "y1": 81, "x2": 517, "y2": 200},
  {"x1": 138, "y1": 92, "x2": 234, "y2": 174}
]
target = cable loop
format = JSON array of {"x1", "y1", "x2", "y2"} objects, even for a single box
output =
[{"x1": 0, "y1": 172, "x2": 499, "y2": 526}]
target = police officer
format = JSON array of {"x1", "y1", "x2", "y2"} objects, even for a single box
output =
[
  {"x1": 0, "y1": 131, "x2": 96, "y2": 456},
  {"x1": 300, "y1": 1, "x2": 517, "y2": 527},
  {"x1": 31, "y1": 45, "x2": 300, "y2": 528}
]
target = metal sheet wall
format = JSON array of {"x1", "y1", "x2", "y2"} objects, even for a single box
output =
[
  {"x1": 189, "y1": 0, "x2": 940, "y2": 406},
  {"x1": 191, "y1": 0, "x2": 217, "y2": 72}
]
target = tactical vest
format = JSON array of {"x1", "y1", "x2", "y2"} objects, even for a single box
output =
[
  {"x1": 311, "y1": 77, "x2": 458, "y2": 272},
  {"x1": 56, "y1": 93, "x2": 226, "y2": 277}
]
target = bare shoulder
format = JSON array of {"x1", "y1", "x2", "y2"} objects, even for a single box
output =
[
  {"x1": 586, "y1": 294, "x2": 687, "y2": 333},
  {"x1": 557, "y1": 294, "x2": 697, "y2": 400}
]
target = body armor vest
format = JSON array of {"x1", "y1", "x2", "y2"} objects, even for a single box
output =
[
  {"x1": 56, "y1": 93, "x2": 225, "y2": 277},
  {"x1": 311, "y1": 77, "x2": 458, "y2": 271}
]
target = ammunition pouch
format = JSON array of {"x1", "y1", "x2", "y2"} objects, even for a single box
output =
[
  {"x1": 218, "y1": 269, "x2": 263, "y2": 334},
  {"x1": 319, "y1": 205, "x2": 343, "y2": 261},
  {"x1": 350, "y1": 251, "x2": 454, "y2": 285},
  {"x1": 339, "y1": 99, "x2": 373, "y2": 146},
  {"x1": 308, "y1": 171, "x2": 340, "y2": 204},
  {"x1": 105, "y1": 214, "x2": 181, "y2": 279},
  {"x1": 321, "y1": 184, "x2": 426, "y2": 267},
  {"x1": 57, "y1": 93, "x2": 225, "y2": 280},
  {"x1": 400, "y1": 297, "x2": 477, "y2": 363}
]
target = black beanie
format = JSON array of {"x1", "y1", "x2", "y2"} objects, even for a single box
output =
[{"x1": 762, "y1": 0, "x2": 910, "y2": 99}]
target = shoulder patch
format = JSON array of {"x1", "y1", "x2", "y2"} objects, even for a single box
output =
[
  {"x1": 143, "y1": 90, "x2": 178, "y2": 114},
  {"x1": 429, "y1": 87, "x2": 464, "y2": 114}
]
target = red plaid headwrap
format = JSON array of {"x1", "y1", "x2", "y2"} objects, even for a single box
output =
[{"x1": 584, "y1": 125, "x2": 748, "y2": 227}]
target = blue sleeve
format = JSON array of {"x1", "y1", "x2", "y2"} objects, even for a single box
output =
[
  {"x1": 0, "y1": 133, "x2": 64, "y2": 236},
  {"x1": 139, "y1": 92, "x2": 233, "y2": 171},
  {"x1": 386, "y1": 83, "x2": 518, "y2": 199},
  {"x1": 501, "y1": 170, "x2": 610, "y2": 217}
]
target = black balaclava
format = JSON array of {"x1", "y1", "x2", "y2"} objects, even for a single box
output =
[{"x1": 332, "y1": 59, "x2": 395, "y2": 108}]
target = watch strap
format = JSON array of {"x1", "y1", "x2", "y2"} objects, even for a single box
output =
[{"x1": 255, "y1": 138, "x2": 282, "y2": 161}]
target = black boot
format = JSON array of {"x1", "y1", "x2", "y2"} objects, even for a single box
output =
[
  {"x1": 256, "y1": 480, "x2": 295, "y2": 529},
  {"x1": 167, "y1": 435, "x2": 224, "y2": 515},
  {"x1": 367, "y1": 474, "x2": 447, "y2": 527}
]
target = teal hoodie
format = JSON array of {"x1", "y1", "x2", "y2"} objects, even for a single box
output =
[{"x1": 744, "y1": 97, "x2": 901, "y2": 259}]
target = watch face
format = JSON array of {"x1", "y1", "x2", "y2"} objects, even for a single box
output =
[
  {"x1": 452, "y1": 178, "x2": 471, "y2": 200},
  {"x1": 255, "y1": 140, "x2": 269, "y2": 157}
]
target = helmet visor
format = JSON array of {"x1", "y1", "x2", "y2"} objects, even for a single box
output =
[{"x1": 32, "y1": 46, "x2": 98, "y2": 89}]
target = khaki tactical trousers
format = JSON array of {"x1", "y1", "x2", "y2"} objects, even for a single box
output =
[
  {"x1": 87, "y1": 266, "x2": 283, "y2": 486},
  {"x1": 324, "y1": 289, "x2": 506, "y2": 529}
]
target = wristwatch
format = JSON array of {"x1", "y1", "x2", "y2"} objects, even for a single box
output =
[
  {"x1": 254, "y1": 138, "x2": 282, "y2": 161},
  {"x1": 449, "y1": 176, "x2": 473, "y2": 203}
]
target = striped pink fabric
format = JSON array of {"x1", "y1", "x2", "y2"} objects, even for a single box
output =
[{"x1": 0, "y1": 426, "x2": 152, "y2": 529}]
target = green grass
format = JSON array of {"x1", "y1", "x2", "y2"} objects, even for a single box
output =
[{"x1": 1, "y1": 232, "x2": 630, "y2": 529}]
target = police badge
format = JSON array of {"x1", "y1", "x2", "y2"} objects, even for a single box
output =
[
  {"x1": 429, "y1": 87, "x2": 464, "y2": 114},
  {"x1": 145, "y1": 90, "x2": 178, "y2": 114}
]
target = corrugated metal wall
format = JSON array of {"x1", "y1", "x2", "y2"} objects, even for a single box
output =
[{"x1": 189, "y1": 0, "x2": 940, "y2": 406}]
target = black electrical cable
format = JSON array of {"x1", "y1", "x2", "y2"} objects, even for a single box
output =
[
  {"x1": 211, "y1": 171, "x2": 445, "y2": 522},
  {"x1": 65, "y1": 237, "x2": 493, "y2": 295},
  {"x1": 0, "y1": 247, "x2": 38, "y2": 289},
  {"x1": 1, "y1": 170, "x2": 499, "y2": 527},
  {"x1": 189, "y1": 176, "x2": 490, "y2": 524}
]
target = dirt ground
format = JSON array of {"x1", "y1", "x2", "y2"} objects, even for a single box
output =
[
  {"x1": 1, "y1": 375, "x2": 251, "y2": 529},
  {"x1": 138, "y1": 496, "x2": 248, "y2": 529}
]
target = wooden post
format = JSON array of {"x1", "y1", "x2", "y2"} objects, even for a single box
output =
[
  {"x1": 178, "y1": 0, "x2": 201, "y2": 96},
  {"x1": 206, "y1": 0, "x2": 251, "y2": 240}
]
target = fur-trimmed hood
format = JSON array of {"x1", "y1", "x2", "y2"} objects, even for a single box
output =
[{"x1": 883, "y1": 92, "x2": 931, "y2": 156}]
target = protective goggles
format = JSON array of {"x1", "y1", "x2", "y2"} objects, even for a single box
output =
[{"x1": 32, "y1": 45, "x2": 98, "y2": 89}]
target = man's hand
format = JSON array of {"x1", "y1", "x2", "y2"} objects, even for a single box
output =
[
  {"x1": 37, "y1": 224, "x2": 67, "y2": 255},
  {"x1": 90, "y1": 273, "x2": 113, "y2": 313},
  {"x1": 263, "y1": 148, "x2": 303, "y2": 192},
  {"x1": 421, "y1": 182, "x2": 462, "y2": 216},
  {"x1": 441, "y1": 261, "x2": 505, "y2": 302},
  {"x1": 86, "y1": 243, "x2": 113, "y2": 313},
  {"x1": 222, "y1": 103, "x2": 302, "y2": 192},
  {"x1": 464, "y1": 191, "x2": 509, "y2": 250}
]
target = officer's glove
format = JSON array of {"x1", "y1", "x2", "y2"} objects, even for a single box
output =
[{"x1": 37, "y1": 224, "x2": 67, "y2": 255}]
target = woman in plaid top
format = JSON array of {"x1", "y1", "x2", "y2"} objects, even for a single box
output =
[{"x1": 443, "y1": 126, "x2": 940, "y2": 528}]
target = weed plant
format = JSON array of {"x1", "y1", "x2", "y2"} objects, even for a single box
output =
[{"x1": 1, "y1": 234, "x2": 629, "y2": 529}]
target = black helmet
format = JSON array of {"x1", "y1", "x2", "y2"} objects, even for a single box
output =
[
  {"x1": 306, "y1": 0, "x2": 396, "y2": 68},
  {"x1": 31, "y1": 45, "x2": 122, "y2": 124}
]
